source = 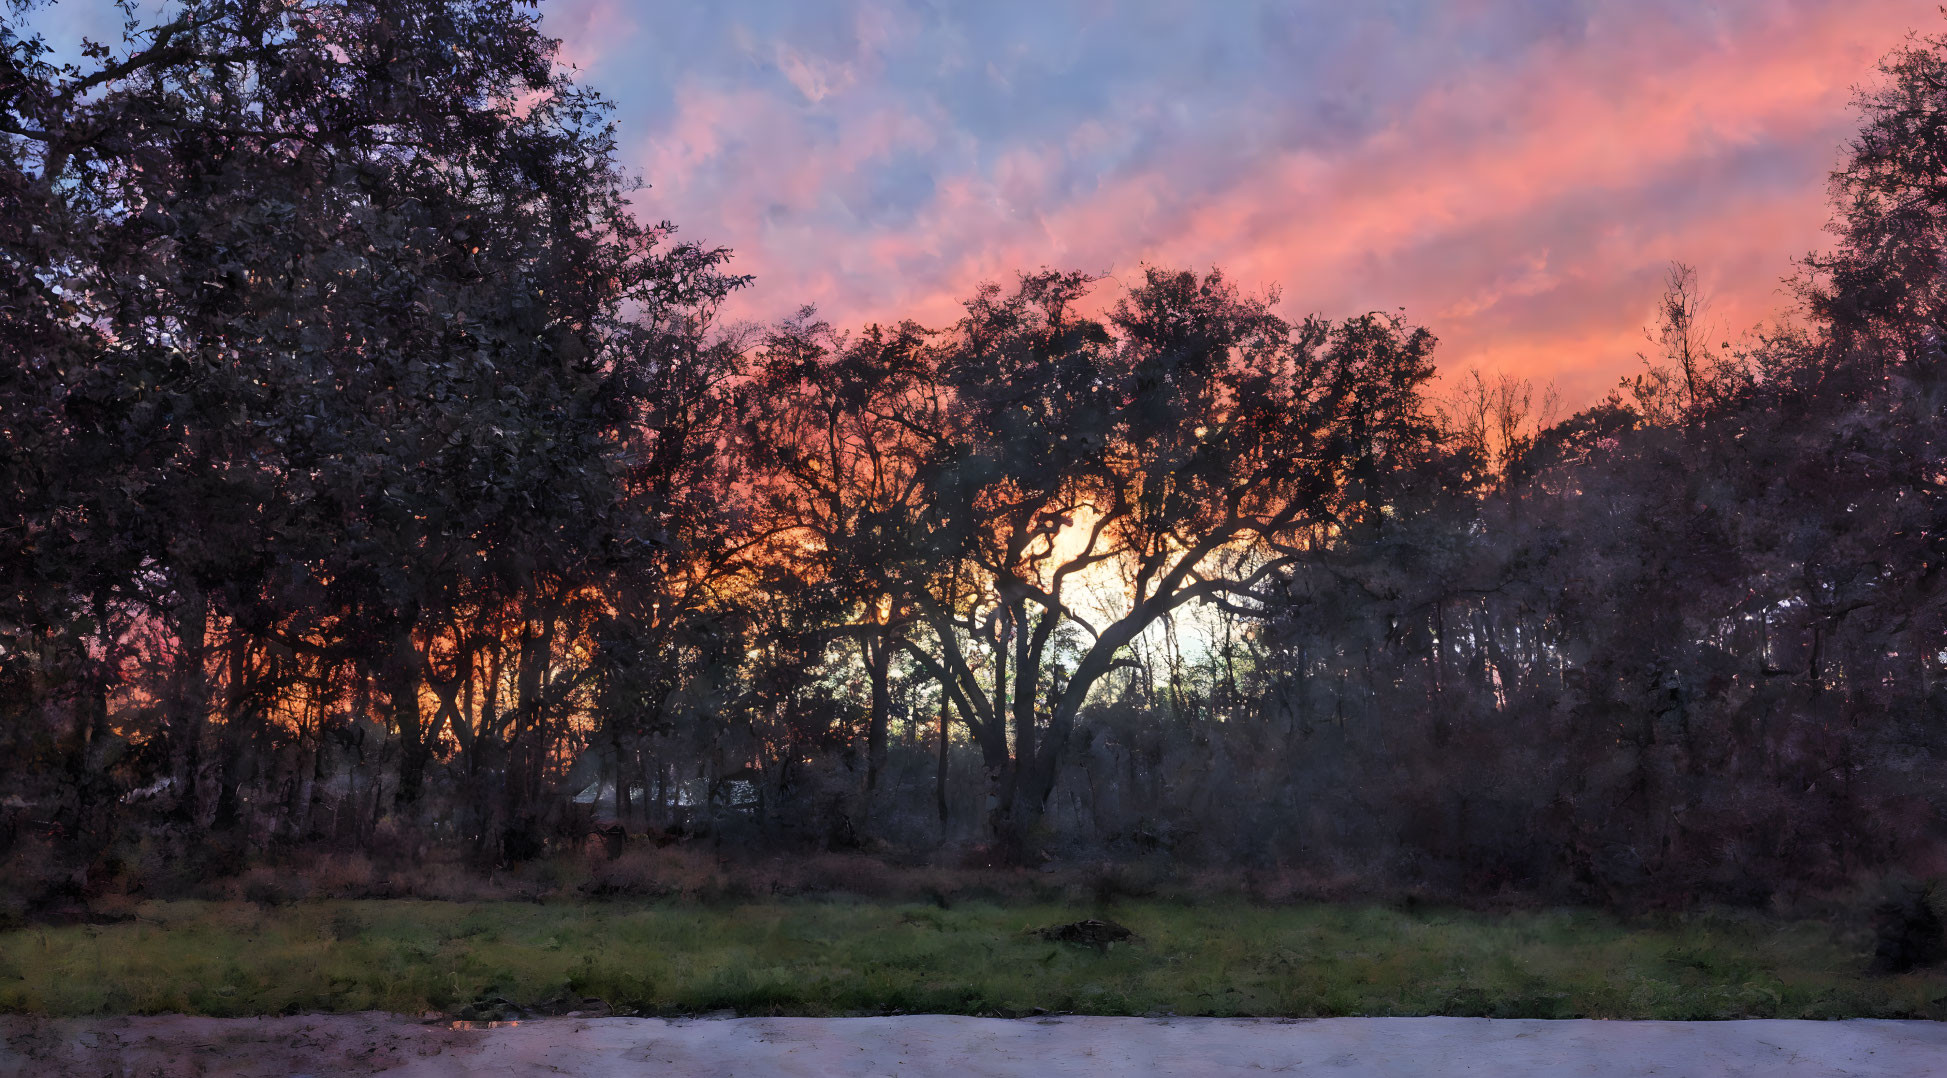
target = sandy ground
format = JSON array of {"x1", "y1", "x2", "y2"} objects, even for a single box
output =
[{"x1": 3, "y1": 1013, "x2": 1944, "y2": 1077}]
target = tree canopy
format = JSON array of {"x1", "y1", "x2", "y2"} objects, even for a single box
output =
[{"x1": 5, "y1": 3, "x2": 1947, "y2": 906}]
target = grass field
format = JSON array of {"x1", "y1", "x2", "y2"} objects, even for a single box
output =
[{"x1": 1, "y1": 899, "x2": 1942, "y2": 1020}]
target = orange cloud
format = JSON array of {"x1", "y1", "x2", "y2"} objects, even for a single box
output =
[{"x1": 557, "y1": 0, "x2": 1926, "y2": 407}]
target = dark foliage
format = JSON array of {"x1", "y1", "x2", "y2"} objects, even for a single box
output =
[
  {"x1": 1871, "y1": 883, "x2": 1945, "y2": 973},
  {"x1": 1037, "y1": 918, "x2": 1135, "y2": 945},
  {"x1": 5, "y1": 4, "x2": 1947, "y2": 918}
]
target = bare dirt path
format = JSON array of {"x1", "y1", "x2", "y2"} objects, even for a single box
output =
[{"x1": 4, "y1": 1013, "x2": 1944, "y2": 1077}]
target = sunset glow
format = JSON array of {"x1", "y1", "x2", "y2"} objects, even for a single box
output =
[{"x1": 538, "y1": 0, "x2": 1924, "y2": 404}]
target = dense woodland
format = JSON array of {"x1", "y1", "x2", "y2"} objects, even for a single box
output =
[{"x1": 6, "y1": 0, "x2": 1947, "y2": 911}]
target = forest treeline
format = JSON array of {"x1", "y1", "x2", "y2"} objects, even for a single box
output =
[{"x1": 5, "y1": 1, "x2": 1947, "y2": 910}]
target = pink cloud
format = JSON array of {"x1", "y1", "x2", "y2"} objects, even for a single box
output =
[
  {"x1": 547, "y1": 0, "x2": 638, "y2": 73},
  {"x1": 562, "y1": 0, "x2": 1926, "y2": 407}
]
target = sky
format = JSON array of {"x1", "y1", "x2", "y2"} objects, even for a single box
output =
[
  {"x1": 28, "y1": 1, "x2": 1937, "y2": 406},
  {"x1": 534, "y1": 0, "x2": 1930, "y2": 407}
]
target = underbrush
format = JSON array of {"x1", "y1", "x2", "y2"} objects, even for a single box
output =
[
  {"x1": 91, "y1": 842, "x2": 1197, "y2": 910},
  {"x1": 0, "y1": 897, "x2": 1942, "y2": 1020}
]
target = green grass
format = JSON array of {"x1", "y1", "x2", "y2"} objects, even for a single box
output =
[{"x1": 0, "y1": 899, "x2": 1941, "y2": 1019}]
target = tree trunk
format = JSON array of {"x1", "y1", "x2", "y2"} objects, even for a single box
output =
[
  {"x1": 612, "y1": 725, "x2": 633, "y2": 825},
  {"x1": 980, "y1": 733, "x2": 1014, "y2": 849},
  {"x1": 291, "y1": 737, "x2": 319, "y2": 839},
  {"x1": 387, "y1": 604, "x2": 430, "y2": 806},
  {"x1": 865, "y1": 628, "x2": 891, "y2": 792},
  {"x1": 936, "y1": 694, "x2": 951, "y2": 826},
  {"x1": 206, "y1": 628, "x2": 256, "y2": 831},
  {"x1": 170, "y1": 584, "x2": 212, "y2": 819}
]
